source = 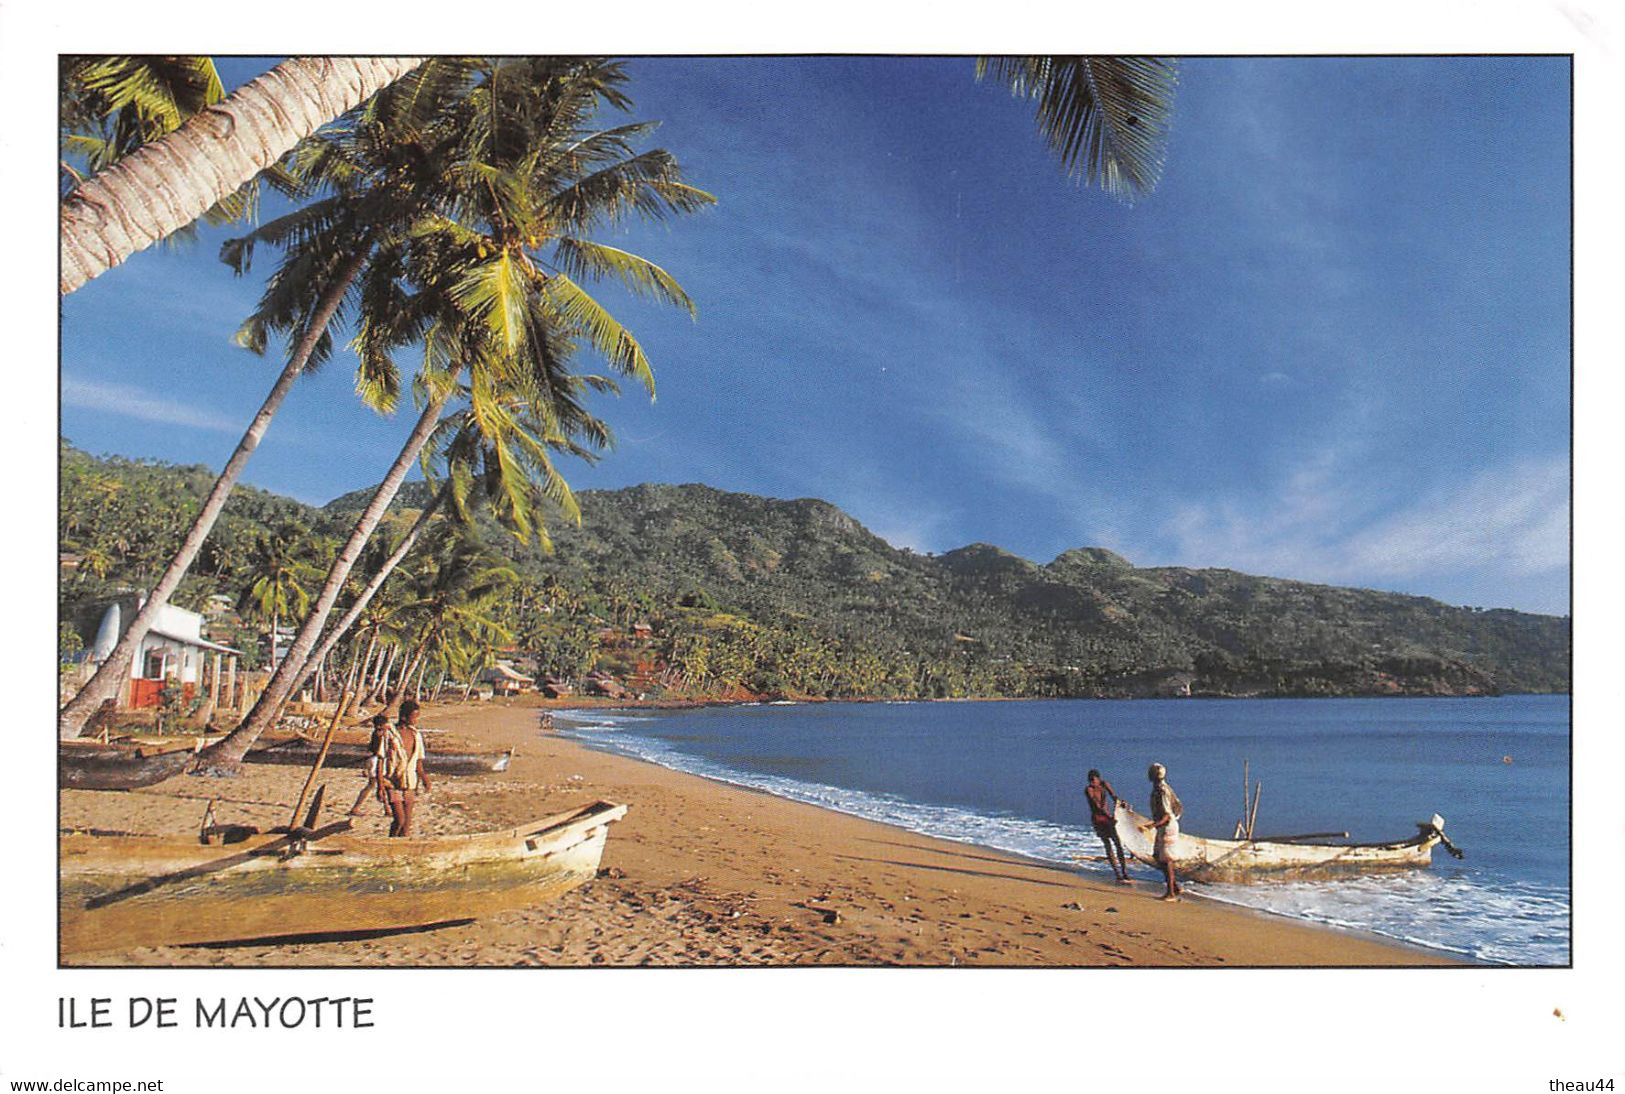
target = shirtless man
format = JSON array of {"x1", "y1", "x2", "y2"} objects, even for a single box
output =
[{"x1": 1085, "y1": 769, "x2": 1133, "y2": 884}]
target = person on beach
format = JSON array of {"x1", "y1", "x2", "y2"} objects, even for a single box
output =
[
  {"x1": 346, "y1": 712, "x2": 393, "y2": 817},
  {"x1": 1086, "y1": 769, "x2": 1133, "y2": 884},
  {"x1": 1138, "y1": 762, "x2": 1183, "y2": 901},
  {"x1": 377, "y1": 699, "x2": 432, "y2": 837}
]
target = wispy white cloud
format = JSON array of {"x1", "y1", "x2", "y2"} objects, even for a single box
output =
[
  {"x1": 62, "y1": 376, "x2": 242, "y2": 434},
  {"x1": 1153, "y1": 453, "x2": 1570, "y2": 597}
]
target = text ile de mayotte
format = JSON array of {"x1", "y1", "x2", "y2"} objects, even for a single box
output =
[{"x1": 58, "y1": 997, "x2": 374, "y2": 1029}]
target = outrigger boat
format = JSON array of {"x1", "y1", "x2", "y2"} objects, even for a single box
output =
[
  {"x1": 1112, "y1": 801, "x2": 1461, "y2": 883},
  {"x1": 60, "y1": 800, "x2": 626, "y2": 957},
  {"x1": 244, "y1": 737, "x2": 513, "y2": 775}
]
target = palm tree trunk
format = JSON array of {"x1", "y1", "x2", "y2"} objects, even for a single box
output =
[
  {"x1": 397, "y1": 638, "x2": 431, "y2": 710},
  {"x1": 370, "y1": 645, "x2": 399, "y2": 706},
  {"x1": 363, "y1": 639, "x2": 384, "y2": 696},
  {"x1": 278, "y1": 484, "x2": 448, "y2": 700},
  {"x1": 61, "y1": 57, "x2": 425, "y2": 294},
  {"x1": 58, "y1": 255, "x2": 364, "y2": 740},
  {"x1": 343, "y1": 630, "x2": 379, "y2": 719},
  {"x1": 201, "y1": 392, "x2": 450, "y2": 767},
  {"x1": 414, "y1": 655, "x2": 431, "y2": 701}
]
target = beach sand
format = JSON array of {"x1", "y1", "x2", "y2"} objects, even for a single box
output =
[{"x1": 59, "y1": 700, "x2": 1454, "y2": 967}]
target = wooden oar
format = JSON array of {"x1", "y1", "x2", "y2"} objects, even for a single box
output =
[{"x1": 287, "y1": 654, "x2": 363, "y2": 829}]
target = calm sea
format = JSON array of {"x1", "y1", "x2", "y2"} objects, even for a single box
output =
[{"x1": 556, "y1": 695, "x2": 1570, "y2": 966}]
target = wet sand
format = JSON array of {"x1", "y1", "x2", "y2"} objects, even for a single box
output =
[{"x1": 60, "y1": 700, "x2": 1454, "y2": 967}]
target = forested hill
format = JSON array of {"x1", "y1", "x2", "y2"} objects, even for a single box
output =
[{"x1": 320, "y1": 479, "x2": 1569, "y2": 697}]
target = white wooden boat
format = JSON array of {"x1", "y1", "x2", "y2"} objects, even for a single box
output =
[
  {"x1": 1112, "y1": 801, "x2": 1452, "y2": 883},
  {"x1": 60, "y1": 800, "x2": 626, "y2": 958}
]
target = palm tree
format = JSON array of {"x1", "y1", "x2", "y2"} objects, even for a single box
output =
[
  {"x1": 60, "y1": 56, "x2": 425, "y2": 293},
  {"x1": 234, "y1": 523, "x2": 317, "y2": 671},
  {"x1": 199, "y1": 57, "x2": 712, "y2": 767},
  {"x1": 384, "y1": 527, "x2": 519, "y2": 706}
]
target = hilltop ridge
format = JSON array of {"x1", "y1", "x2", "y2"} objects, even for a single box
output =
[{"x1": 328, "y1": 479, "x2": 1569, "y2": 697}]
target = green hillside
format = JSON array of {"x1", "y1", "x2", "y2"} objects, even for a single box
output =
[
  {"x1": 325, "y1": 479, "x2": 1569, "y2": 698},
  {"x1": 62, "y1": 443, "x2": 1568, "y2": 699}
]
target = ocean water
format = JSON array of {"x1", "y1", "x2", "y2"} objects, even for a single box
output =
[{"x1": 555, "y1": 695, "x2": 1570, "y2": 966}]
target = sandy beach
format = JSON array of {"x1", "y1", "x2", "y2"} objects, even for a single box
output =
[{"x1": 60, "y1": 699, "x2": 1455, "y2": 967}]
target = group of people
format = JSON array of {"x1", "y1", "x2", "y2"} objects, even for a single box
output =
[
  {"x1": 1085, "y1": 762, "x2": 1185, "y2": 902},
  {"x1": 347, "y1": 698, "x2": 433, "y2": 837}
]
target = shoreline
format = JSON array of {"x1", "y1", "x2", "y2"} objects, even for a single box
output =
[
  {"x1": 61, "y1": 698, "x2": 1458, "y2": 967},
  {"x1": 526, "y1": 690, "x2": 1567, "y2": 711},
  {"x1": 550, "y1": 703, "x2": 1470, "y2": 966}
]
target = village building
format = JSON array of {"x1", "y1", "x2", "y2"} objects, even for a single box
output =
[
  {"x1": 479, "y1": 661, "x2": 537, "y2": 696},
  {"x1": 67, "y1": 593, "x2": 244, "y2": 711}
]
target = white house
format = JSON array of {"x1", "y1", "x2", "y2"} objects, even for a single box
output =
[{"x1": 85, "y1": 594, "x2": 241, "y2": 710}]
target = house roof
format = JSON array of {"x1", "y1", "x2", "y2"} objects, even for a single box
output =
[
  {"x1": 486, "y1": 663, "x2": 535, "y2": 682},
  {"x1": 146, "y1": 627, "x2": 241, "y2": 656}
]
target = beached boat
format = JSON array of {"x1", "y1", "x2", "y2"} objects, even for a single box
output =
[
  {"x1": 1111, "y1": 802, "x2": 1454, "y2": 883},
  {"x1": 243, "y1": 737, "x2": 513, "y2": 774},
  {"x1": 59, "y1": 740, "x2": 197, "y2": 790},
  {"x1": 59, "y1": 800, "x2": 627, "y2": 956}
]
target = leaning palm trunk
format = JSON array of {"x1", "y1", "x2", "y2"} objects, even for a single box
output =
[
  {"x1": 278, "y1": 483, "x2": 449, "y2": 701},
  {"x1": 200, "y1": 392, "x2": 450, "y2": 767},
  {"x1": 394, "y1": 636, "x2": 433, "y2": 713},
  {"x1": 61, "y1": 57, "x2": 425, "y2": 294},
  {"x1": 343, "y1": 630, "x2": 379, "y2": 720},
  {"x1": 58, "y1": 256, "x2": 364, "y2": 739},
  {"x1": 368, "y1": 645, "x2": 400, "y2": 708}
]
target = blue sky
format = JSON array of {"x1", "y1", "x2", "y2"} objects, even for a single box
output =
[{"x1": 60, "y1": 56, "x2": 1571, "y2": 614}]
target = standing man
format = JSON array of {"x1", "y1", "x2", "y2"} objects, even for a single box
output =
[
  {"x1": 1138, "y1": 762, "x2": 1184, "y2": 901},
  {"x1": 378, "y1": 699, "x2": 432, "y2": 837},
  {"x1": 1085, "y1": 769, "x2": 1133, "y2": 884}
]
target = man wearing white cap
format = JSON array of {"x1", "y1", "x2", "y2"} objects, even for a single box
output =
[{"x1": 1139, "y1": 762, "x2": 1184, "y2": 901}]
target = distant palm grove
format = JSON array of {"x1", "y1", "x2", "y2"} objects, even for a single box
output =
[{"x1": 60, "y1": 444, "x2": 1570, "y2": 701}]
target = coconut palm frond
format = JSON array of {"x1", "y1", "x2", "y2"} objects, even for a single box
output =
[
  {"x1": 551, "y1": 238, "x2": 697, "y2": 316},
  {"x1": 976, "y1": 55, "x2": 1177, "y2": 200},
  {"x1": 542, "y1": 273, "x2": 656, "y2": 397},
  {"x1": 452, "y1": 250, "x2": 530, "y2": 355},
  {"x1": 550, "y1": 149, "x2": 717, "y2": 229}
]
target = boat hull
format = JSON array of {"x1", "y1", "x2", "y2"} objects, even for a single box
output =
[
  {"x1": 58, "y1": 744, "x2": 193, "y2": 791},
  {"x1": 1112, "y1": 803, "x2": 1440, "y2": 883},
  {"x1": 244, "y1": 740, "x2": 513, "y2": 774},
  {"x1": 60, "y1": 801, "x2": 626, "y2": 958}
]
